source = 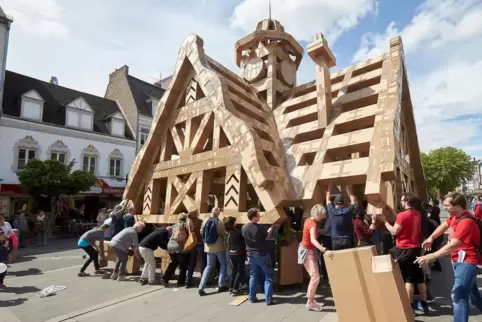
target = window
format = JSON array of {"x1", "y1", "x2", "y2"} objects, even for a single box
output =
[
  {"x1": 83, "y1": 155, "x2": 96, "y2": 174},
  {"x1": 51, "y1": 152, "x2": 66, "y2": 163},
  {"x1": 21, "y1": 90, "x2": 44, "y2": 121},
  {"x1": 109, "y1": 158, "x2": 121, "y2": 177},
  {"x1": 139, "y1": 127, "x2": 150, "y2": 146},
  {"x1": 66, "y1": 109, "x2": 93, "y2": 130},
  {"x1": 18, "y1": 148, "x2": 36, "y2": 170},
  {"x1": 110, "y1": 119, "x2": 125, "y2": 137},
  {"x1": 80, "y1": 114, "x2": 92, "y2": 130},
  {"x1": 22, "y1": 100, "x2": 42, "y2": 120}
]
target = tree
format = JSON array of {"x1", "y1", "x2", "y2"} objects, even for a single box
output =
[
  {"x1": 421, "y1": 147, "x2": 476, "y2": 196},
  {"x1": 17, "y1": 159, "x2": 96, "y2": 212}
]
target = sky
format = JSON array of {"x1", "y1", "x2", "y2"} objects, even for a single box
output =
[{"x1": 3, "y1": 0, "x2": 482, "y2": 159}]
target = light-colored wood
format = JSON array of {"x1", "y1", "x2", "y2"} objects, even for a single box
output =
[
  {"x1": 229, "y1": 295, "x2": 249, "y2": 306},
  {"x1": 123, "y1": 19, "x2": 426, "y2": 224}
]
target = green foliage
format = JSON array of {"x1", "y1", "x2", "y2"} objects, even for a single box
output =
[
  {"x1": 18, "y1": 159, "x2": 96, "y2": 198},
  {"x1": 421, "y1": 147, "x2": 476, "y2": 195}
]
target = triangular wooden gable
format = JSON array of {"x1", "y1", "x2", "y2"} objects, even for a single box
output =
[{"x1": 124, "y1": 34, "x2": 289, "y2": 224}]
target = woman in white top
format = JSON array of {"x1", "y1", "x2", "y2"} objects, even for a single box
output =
[{"x1": 0, "y1": 214, "x2": 13, "y2": 237}]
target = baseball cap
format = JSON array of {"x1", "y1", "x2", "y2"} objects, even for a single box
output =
[{"x1": 334, "y1": 195, "x2": 344, "y2": 204}]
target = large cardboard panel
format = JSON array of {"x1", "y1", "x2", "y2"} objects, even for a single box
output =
[
  {"x1": 356, "y1": 246, "x2": 385, "y2": 322},
  {"x1": 323, "y1": 248, "x2": 374, "y2": 322},
  {"x1": 278, "y1": 241, "x2": 303, "y2": 286},
  {"x1": 372, "y1": 255, "x2": 414, "y2": 322}
]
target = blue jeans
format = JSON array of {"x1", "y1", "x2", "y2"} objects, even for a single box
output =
[
  {"x1": 452, "y1": 261, "x2": 482, "y2": 322},
  {"x1": 186, "y1": 243, "x2": 206, "y2": 286},
  {"x1": 198, "y1": 251, "x2": 227, "y2": 290},
  {"x1": 248, "y1": 255, "x2": 273, "y2": 303}
]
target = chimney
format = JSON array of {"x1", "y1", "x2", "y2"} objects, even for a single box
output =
[{"x1": 50, "y1": 76, "x2": 58, "y2": 85}]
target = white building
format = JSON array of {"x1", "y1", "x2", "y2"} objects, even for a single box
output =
[
  {"x1": 0, "y1": 70, "x2": 136, "y2": 220},
  {"x1": 0, "y1": 7, "x2": 13, "y2": 118}
]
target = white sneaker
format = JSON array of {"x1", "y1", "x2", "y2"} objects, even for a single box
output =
[
  {"x1": 117, "y1": 276, "x2": 127, "y2": 281},
  {"x1": 111, "y1": 272, "x2": 118, "y2": 280}
]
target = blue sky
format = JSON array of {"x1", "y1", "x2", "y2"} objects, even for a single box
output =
[{"x1": 3, "y1": 0, "x2": 482, "y2": 158}]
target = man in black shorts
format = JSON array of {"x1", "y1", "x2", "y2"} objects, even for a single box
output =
[{"x1": 380, "y1": 193, "x2": 429, "y2": 315}]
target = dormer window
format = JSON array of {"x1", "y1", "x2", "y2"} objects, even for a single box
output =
[
  {"x1": 105, "y1": 111, "x2": 125, "y2": 137},
  {"x1": 65, "y1": 97, "x2": 94, "y2": 130},
  {"x1": 20, "y1": 90, "x2": 44, "y2": 121}
]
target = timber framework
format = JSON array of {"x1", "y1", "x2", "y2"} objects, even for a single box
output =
[{"x1": 123, "y1": 19, "x2": 426, "y2": 224}]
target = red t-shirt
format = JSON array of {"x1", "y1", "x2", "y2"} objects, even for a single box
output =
[
  {"x1": 474, "y1": 204, "x2": 482, "y2": 221},
  {"x1": 395, "y1": 209, "x2": 421, "y2": 249},
  {"x1": 301, "y1": 218, "x2": 318, "y2": 249},
  {"x1": 446, "y1": 213, "x2": 481, "y2": 265}
]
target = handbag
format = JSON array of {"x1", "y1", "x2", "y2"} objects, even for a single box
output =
[
  {"x1": 184, "y1": 232, "x2": 197, "y2": 251},
  {"x1": 183, "y1": 219, "x2": 197, "y2": 251}
]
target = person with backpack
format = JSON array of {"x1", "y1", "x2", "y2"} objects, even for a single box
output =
[
  {"x1": 416, "y1": 192, "x2": 482, "y2": 322},
  {"x1": 198, "y1": 207, "x2": 227, "y2": 296},
  {"x1": 162, "y1": 213, "x2": 191, "y2": 286}
]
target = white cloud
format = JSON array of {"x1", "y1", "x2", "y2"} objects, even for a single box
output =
[
  {"x1": 2, "y1": 0, "x2": 69, "y2": 36},
  {"x1": 231, "y1": 0, "x2": 377, "y2": 44},
  {"x1": 3, "y1": 0, "x2": 376, "y2": 96},
  {"x1": 353, "y1": 0, "x2": 482, "y2": 62},
  {"x1": 412, "y1": 59, "x2": 482, "y2": 154},
  {"x1": 353, "y1": 0, "x2": 482, "y2": 158}
]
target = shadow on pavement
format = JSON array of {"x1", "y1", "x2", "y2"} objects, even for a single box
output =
[
  {"x1": 12, "y1": 256, "x2": 37, "y2": 264},
  {"x1": 16, "y1": 238, "x2": 78, "y2": 257},
  {"x1": 2, "y1": 285, "x2": 41, "y2": 295},
  {"x1": 0, "y1": 297, "x2": 28, "y2": 307},
  {"x1": 8, "y1": 268, "x2": 43, "y2": 277}
]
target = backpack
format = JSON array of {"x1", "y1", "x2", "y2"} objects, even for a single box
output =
[
  {"x1": 123, "y1": 214, "x2": 135, "y2": 228},
  {"x1": 172, "y1": 224, "x2": 188, "y2": 245},
  {"x1": 456, "y1": 214, "x2": 482, "y2": 255},
  {"x1": 202, "y1": 218, "x2": 218, "y2": 244}
]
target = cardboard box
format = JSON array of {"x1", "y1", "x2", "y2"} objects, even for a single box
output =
[
  {"x1": 278, "y1": 241, "x2": 303, "y2": 286},
  {"x1": 371, "y1": 255, "x2": 414, "y2": 322},
  {"x1": 99, "y1": 259, "x2": 108, "y2": 268},
  {"x1": 323, "y1": 248, "x2": 375, "y2": 322}
]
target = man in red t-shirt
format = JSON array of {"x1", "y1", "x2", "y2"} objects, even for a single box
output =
[
  {"x1": 416, "y1": 192, "x2": 482, "y2": 322},
  {"x1": 381, "y1": 193, "x2": 428, "y2": 313}
]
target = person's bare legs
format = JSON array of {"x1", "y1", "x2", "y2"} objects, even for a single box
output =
[
  {"x1": 417, "y1": 283, "x2": 427, "y2": 302},
  {"x1": 405, "y1": 283, "x2": 415, "y2": 303}
]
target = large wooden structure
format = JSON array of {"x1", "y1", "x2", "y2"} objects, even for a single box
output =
[{"x1": 124, "y1": 19, "x2": 426, "y2": 224}]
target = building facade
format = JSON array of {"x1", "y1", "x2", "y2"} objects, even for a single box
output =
[
  {"x1": 0, "y1": 71, "x2": 136, "y2": 220},
  {"x1": 104, "y1": 65, "x2": 167, "y2": 152},
  {"x1": 0, "y1": 7, "x2": 13, "y2": 118}
]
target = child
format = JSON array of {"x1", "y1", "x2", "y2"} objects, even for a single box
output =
[{"x1": 0, "y1": 230, "x2": 9, "y2": 289}]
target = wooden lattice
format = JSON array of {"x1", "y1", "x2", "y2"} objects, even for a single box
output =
[{"x1": 125, "y1": 20, "x2": 426, "y2": 224}]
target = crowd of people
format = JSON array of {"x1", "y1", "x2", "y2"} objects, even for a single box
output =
[{"x1": 1, "y1": 185, "x2": 478, "y2": 321}]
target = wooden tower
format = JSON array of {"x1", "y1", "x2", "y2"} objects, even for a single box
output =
[{"x1": 123, "y1": 20, "x2": 426, "y2": 224}]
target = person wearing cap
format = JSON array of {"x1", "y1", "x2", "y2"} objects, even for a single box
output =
[
  {"x1": 326, "y1": 184, "x2": 357, "y2": 250},
  {"x1": 138, "y1": 226, "x2": 173, "y2": 286}
]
